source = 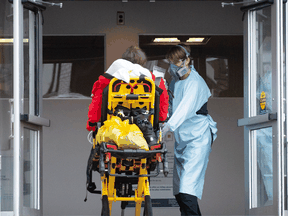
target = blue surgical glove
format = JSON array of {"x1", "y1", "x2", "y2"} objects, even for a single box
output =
[{"x1": 161, "y1": 123, "x2": 170, "y2": 139}]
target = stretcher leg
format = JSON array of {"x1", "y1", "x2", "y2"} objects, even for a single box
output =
[
  {"x1": 108, "y1": 157, "x2": 117, "y2": 215},
  {"x1": 134, "y1": 158, "x2": 151, "y2": 216},
  {"x1": 101, "y1": 175, "x2": 109, "y2": 216}
]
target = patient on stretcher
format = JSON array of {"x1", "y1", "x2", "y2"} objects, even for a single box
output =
[{"x1": 86, "y1": 47, "x2": 169, "y2": 146}]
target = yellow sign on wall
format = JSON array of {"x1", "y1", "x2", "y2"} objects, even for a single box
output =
[{"x1": 260, "y1": 91, "x2": 266, "y2": 110}]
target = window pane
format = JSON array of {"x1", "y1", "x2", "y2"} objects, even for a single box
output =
[
  {"x1": 23, "y1": 9, "x2": 30, "y2": 114},
  {"x1": 255, "y1": 7, "x2": 272, "y2": 116},
  {"x1": 139, "y1": 35, "x2": 243, "y2": 97},
  {"x1": 0, "y1": 1, "x2": 13, "y2": 212},
  {"x1": 206, "y1": 57, "x2": 229, "y2": 97},
  {"x1": 251, "y1": 127, "x2": 273, "y2": 208},
  {"x1": 43, "y1": 36, "x2": 104, "y2": 98},
  {"x1": 284, "y1": 3, "x2": 288, "y2": 211},
  {"x1": 0, "y1": 2, "x2": 13, "y2": 99},
  {"x1": 23, "y1": 128, "x2": 39, "y2": 209},
  {"x1": 0, "y1": 151, "x2": 13, "y2": 211}
]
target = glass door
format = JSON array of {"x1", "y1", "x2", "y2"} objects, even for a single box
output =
[
  {"x1": 239, "y1": 0, "x2": 285, "y2": 215},
  {"x1": 11, "y1": 1, "x2": 48, "y2": 215},
  {"x1": 0, "y1": 1, "x2": 14, "y2": 214},
  {"x1": 284, "y1": 1, "x2": 288, "y2": 215},
  {"x1": 21, "y1": 6, "x2": 46, "y2": 216},
  {"x1": 22, "y1": 124, "x2": 42, "y2": 216}
]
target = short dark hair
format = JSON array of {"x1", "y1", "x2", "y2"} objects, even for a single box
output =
[
  {"x1": 122, "y1": 46, "x2": 147, "y2": 66},
  {"x1": 166, "y1": 43, "x2": 192, "y2": 65}
]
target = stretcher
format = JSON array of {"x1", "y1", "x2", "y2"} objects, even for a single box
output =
[{"x1": 87, "y1": 75, "x2": 169, "y2": 216}]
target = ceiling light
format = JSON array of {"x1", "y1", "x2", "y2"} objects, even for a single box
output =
[
  {"x1": 186, "y1": 37, "x2": 205, "y2": 43},
  {"x1": 153, "y1": 38, "x2": 180, "y2": 43},
  {"x1": 0, "y1": 38, "x2": 29, "y2": 43},
  {"x1": 0, "y1": 39, "x2": 13, "y2": 43}
]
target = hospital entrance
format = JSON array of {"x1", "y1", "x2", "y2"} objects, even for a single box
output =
[{"x1": 0, "y1": 0, "x2": 287, "y2": 215}]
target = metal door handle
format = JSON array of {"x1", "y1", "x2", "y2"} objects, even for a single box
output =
[{"x1": 237, "y1": 112, "x2": 277, "y2": 127}]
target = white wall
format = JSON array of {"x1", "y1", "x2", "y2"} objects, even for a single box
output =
[{"x1": 42, "y1": 1, "x2": 245, "y2": 215}]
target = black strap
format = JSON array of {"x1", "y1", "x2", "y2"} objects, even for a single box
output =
[
  {"x1": 107, "y1": 109, "x2": 113, "y2": 114},
  {"x1": 114, "y1": 106, "x2": 154, "y2": 117},
  {"x1": 101, "y1": 86, "x2": 109, "y2": 125},
  {"x1": 153, "y1": 90, "x2": 160, "y2": 131},
  {"x1": 168, "y1": 89, "x2": 174, "y2": 98},
  {"x1": 102, "y1": 73, "x2": 114, "y2": 80},
  {"x1": 196, "y1": 102, "x2": 208, "y2": 115},
  {"x1": 113, "y1": 105, "x2": 132, "y2": 121},
  {"x1": 210, "y1": 129, "x2": 214, "y2": 146},
  {"x1": 155, "y1": 85, "x2": 163, "y2": 96}
]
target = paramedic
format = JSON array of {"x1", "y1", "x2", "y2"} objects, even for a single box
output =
[
  {"x1": 162, "y1": 44, "x2": 217, "y2": 215},
  {"x1": 86, "y1": 46, "x2": 169, "y2": 146}
]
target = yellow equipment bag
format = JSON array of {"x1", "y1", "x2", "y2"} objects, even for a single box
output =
[{"x1": 96, "y1": 116, "x2": 149, "y2": 151}]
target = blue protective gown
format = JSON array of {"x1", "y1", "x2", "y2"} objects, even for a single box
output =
[{"x1": 166, "y1": 65, "x2": 217, "y2": 200}]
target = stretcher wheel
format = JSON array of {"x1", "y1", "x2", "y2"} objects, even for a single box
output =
[
  {"x1": 143, "y1": 195, "x2": 153, "y2": 216},
  {"x1": 101, "y1": 195, "x2": 110, "y2": 216}
]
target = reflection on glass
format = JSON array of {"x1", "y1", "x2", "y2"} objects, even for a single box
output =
[
  {"x1": 23, "y1": 9, "x2": 29, "y2": 114},
  {"x1": 0, "y1": 43, "x2": 13, "y2": 98},
  {"x1": 251, "y1": 127, "x2": 273, "y2": 208},
  {"x1": 206, "y1": 57, "x2": 229, "y2": 97},
  {"x1": 284, "y1": 3, "x2": 288, "y2": 211},
  {"x1": 0, "y1": 151, "x2": 13, "y2": 211},
  {"x1": 146, "y1": 59, "x2": 172, "y2": 118},
  {"x1": 43, "y1": 63, "x2": 76, "y2": 98},
  {"x1": 23, "y1": 128, "x2": 39, "y2": 209},
  {"x1": 43, "y1": 36, "x2": 105, "y2": 98},
  {"x1": 146, "y1": 59, "x2": 170, "y2": 87},
  {"x1": 0, "y1": 1, "x2": 14, "y2": 212},
  {"x1": 140, "y1": 35, "x2": 243, "y2": 97},
  {"x1": 0, "y1": 101, "x2": 14, "y2": 212},
  {"x1": 256, "y1": 7, "x2": 272, "y2": 115}
]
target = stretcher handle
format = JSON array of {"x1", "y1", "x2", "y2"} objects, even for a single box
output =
[
  {"x1": 101, "y1": 142, "x2": 168, "y2": 156},
  {"x1": 87, "y1": 182, "x2": 101, "y2": 194},
  {"x1": 126, "y1": 94, "x2": 138, "y2": 100},
  {"x1": 113, "y1": 83, "x2": 151, "y2": 93},
  {"x1": 99, "y1": 151, "x2": 105, "y2": 176},
  {"x1": 107, "y1": 161, "x2": 160, "y2": 178},
  {"x1": 162, "y1": 151, "x2": 169, "y2": 177},
  {"x1": 104, "y1": 149, "x2": 167, "y2": 160}
]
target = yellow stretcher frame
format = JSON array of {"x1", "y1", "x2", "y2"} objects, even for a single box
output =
[
  {"x1": 106, "y1": 76, "x2": 155, "y2": 124},
  {"x1": 93, "y1": 76, "x2": 168, "y2": 216},
  {"x1": 100, "y1": 157, "x2": 151, "y2": 216}
]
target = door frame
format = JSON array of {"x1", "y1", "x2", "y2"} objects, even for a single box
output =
[
  {"x1": 239, "y1": 0, "x2": 285, "y2": 215},
  {"x1": 12, "y1": 1, "x2": 48, "y2": 215}
]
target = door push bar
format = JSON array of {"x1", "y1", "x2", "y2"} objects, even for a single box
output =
[{"x1": 238, "y1": 112, "x2": 277, "y2": 127}]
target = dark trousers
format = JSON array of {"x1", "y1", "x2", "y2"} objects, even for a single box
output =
[{"x1": 175, "y1": 193, "x2": 201, "y2": 216}]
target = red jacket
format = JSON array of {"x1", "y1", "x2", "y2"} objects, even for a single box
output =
[{"x1": 86, "y1": 73, "x2": 169, "y2": 131}]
